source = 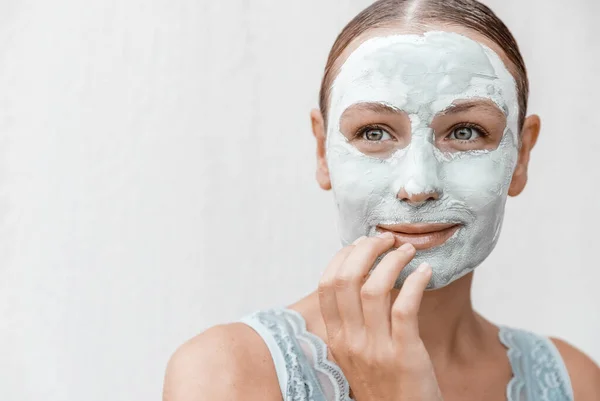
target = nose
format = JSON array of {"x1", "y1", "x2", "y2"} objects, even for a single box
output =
[
  {"x1": 397, "y1": 187, "x2": 440, "y2": 207},
  {"x1": 393, "y1": 128, "x2": 442, "y2": 207}
]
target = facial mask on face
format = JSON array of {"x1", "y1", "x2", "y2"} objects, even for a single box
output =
[{"x1": 326, "y1": 31, "x2": 520, "y2": 289}]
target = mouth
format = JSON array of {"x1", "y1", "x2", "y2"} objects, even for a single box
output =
[{"x1": 375, "y1": 222, "x2": 462, "y2": 250}]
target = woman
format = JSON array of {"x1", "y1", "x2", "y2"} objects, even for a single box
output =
[{"x1": 163, "y1": 1, "x2": 600, "y2": 400}]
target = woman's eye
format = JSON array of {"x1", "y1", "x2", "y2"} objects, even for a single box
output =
[
  {"x1": 361, "y1": 128, "x2": 392, "y2": 141},
  {"x1": 449, "y1": 126, "x2": 482, "y2": 141}
]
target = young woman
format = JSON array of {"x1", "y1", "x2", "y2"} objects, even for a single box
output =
[{"x1": 163, "y1": 1, "x2": 600, "y2": 400}]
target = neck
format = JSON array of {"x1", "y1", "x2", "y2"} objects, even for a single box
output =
[
  {"x1": 390, "y1": 271, "x2": 489, "y2": 366},
  {"x1": 290, "y1": 271, "x2": 494, "y2": 369}
]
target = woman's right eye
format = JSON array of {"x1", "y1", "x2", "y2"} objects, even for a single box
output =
[{"x1": 360, "y1": 127, "x2": 392, "y2": 141}]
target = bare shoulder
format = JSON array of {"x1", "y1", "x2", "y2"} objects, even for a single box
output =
[
  {"x1": 162, "y1": 322, "x2": 283, "y2": 401},
  {"x1": 550, "y1": 336, "x2": 600, "y2": 401}
]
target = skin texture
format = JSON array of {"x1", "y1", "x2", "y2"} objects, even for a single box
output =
[
  {"x1": 325, "y1": 30, "x2": 521, "y2": 290},
  {"x1": 162, "y1": 23, "x2": 600, "y2": 401},
  {"x1": 316, "y1": 234, "x2": 444, "y2": 400}
]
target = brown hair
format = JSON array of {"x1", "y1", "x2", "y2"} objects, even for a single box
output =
[{"x1": 318, "y1": 0, "x2": 529, "y2": 131}]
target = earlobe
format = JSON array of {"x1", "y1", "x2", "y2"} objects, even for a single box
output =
[
  {"x1": 508, "y1": 170, "x2": 527, "y2": 197},
  {"x1": 310, "y1": 108, "x2": 332, "y2": 190},
  {"x1": 508, "y1": 115, "x2": 541, "y2": 197}
]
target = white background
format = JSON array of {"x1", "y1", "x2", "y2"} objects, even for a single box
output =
[{"x1": 1, "y1": 1, "x2": 598, "y2": 400}]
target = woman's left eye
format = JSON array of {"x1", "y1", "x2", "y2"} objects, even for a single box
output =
[{"x1": 448, "y1": 126, "x2": 483, "y2": 141}]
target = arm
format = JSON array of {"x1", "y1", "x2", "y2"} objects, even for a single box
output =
[
  {"x1": 551, "y1": 337, "x2": 600, "y2": 401},
  {"x1": 162, "y1": 323, "x2": 282, "y2": 401}
]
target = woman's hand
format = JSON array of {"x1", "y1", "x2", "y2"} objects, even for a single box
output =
[{"x1": 318, "y1": 232, "x2": 443, "y2": 401}]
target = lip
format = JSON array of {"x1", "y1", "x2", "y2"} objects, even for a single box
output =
[{"x1": 376, "y1": 223, "x2": 461, "y2": 250}]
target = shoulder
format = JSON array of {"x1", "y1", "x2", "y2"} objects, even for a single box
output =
[
  {"x1": 550, "y1": 336, "x2": 600, "y2": 401},
  {"x1": 162, "y1": 322, "x2": 283, "y2": 401}
]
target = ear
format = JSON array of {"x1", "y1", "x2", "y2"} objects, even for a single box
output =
[
  {"x1": 310, "y1": 108, "x2": 332, "y2": 190},
  {"x1": 508, "y1": 115, "x2": 541, "y2": 197}
]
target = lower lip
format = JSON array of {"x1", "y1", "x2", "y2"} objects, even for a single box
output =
[{"x1": 376, "y1": 225, "x2": 461, "y2": 250}]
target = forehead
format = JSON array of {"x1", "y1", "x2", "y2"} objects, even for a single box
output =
[
  {"x1": 331, "y1": 24, "x2": 516, "y2": 82},
  {"x1": 328, "y1": 30, "x2": 519, "y2": 135},
  {"x1": 348, "y1": 33, "x2": 497, "y2": 82}
]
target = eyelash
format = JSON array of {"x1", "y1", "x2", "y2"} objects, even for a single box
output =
[
  {"x1": 446, "y1": 122, "x2": 490, "y2": 142},
  {"x1": 354, "y1": 124, "x2": 392, "y2": 140},
  {"x1": 354, "y1": 123, "x2": 490, "y2": 142}
]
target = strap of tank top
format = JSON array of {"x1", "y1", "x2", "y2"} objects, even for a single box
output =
[
  {"x1": 239, "y1": 313, "x2": 288, "y2": 398},
  {"x1": 239, "y1": 308, "x2": 328, "y2": 401},
  {"x1": 499, "y1": 325, "x2": 574, "y2": 401}
]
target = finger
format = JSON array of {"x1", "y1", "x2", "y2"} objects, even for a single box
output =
[
  {"x1": 361, "y1": 243, "x2": 416, "y2": 337},
  {"x1": 391, "y1": 262, "x2": 432, "y2": 342},
  {"x1": 318, "y1": 243, "x2": 357, "y2": 338},
  {"x1": 334, "y1": 232, "x2": 395, "y2": 332}
]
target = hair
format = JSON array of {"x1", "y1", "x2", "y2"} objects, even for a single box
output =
[{"x1": 318, "y1": 0, "x2": 529, "y2": 132}]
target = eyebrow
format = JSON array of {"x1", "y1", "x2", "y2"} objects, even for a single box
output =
[
  {"x1": 440, "y1": 100, "x2": 506, "y2": 118},
  {"x1": 341, "y1": 102, "x2": 401, "y2": 118},
  {"x1": 340, "y1": 100, "x2": 506, "y2": 120}
]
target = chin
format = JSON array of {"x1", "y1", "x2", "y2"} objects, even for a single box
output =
[{"x1": 389, "y1": 228, "x2": 500, "y2": 290}]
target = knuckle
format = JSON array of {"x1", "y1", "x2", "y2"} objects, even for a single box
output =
[
  {"x1": 373, "y1": 349, "x2": 395, "y2": 366},
  {"x1": 346, "y1": 341, "x2": 365, "y2": 359},
  {"x1": 360, "y1": 285, "x2": 385, "y2": 300},
  {"x1": 317, "y1": 279, "x2": 333, "y2": 293},
  {"x1": 342, "y1": 331, "x2": 368, "y2": 358},
  {"x1": 391, "y1": 305, "x2": 414, "y2": 321},
  {"x1": 333, "y1": 273, "x2": 357, "y2": 289}
]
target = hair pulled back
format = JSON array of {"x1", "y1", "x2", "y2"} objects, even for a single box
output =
[{"x1": 318, "y1": 0, "x2": 529, "y2": 131}]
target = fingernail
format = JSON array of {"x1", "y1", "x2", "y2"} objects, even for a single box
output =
[
  {"x1": 376, "y1": 231, "x2": 393, "y2": 239},
  {"x1": 417, "y1": 263, "x2": 431, "y2": 273},
  {"x1": 399, "y1": 243, "x2": 414, "y2": 252},
  {"x1": 352, "y1": 236, "x2": 367, "y2": 245}
]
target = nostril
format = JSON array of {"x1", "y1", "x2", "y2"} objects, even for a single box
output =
[
  {"x1": 396, "y1": 188, "x2": 441, "y2": 205},
  {"x1": 396, "y1": 188, "x2": 441, "y2": 206},
  {"x1": 411, "y1": 197, "x2": 436, "y2": 206}
]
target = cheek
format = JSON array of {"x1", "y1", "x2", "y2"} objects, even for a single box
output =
[
  {"x1": 441, "y1": 150, "x2": 517, "y2": 210},
  {"x1": 328, "y1": 148, "x2": 393, "y2": 207}
]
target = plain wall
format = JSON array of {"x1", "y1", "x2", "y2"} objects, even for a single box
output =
[{"x1": 0, "y1": 0, "x2": 598, "y2": 400}]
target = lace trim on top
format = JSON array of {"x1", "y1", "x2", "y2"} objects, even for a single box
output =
[
  {"x1": 499, "y1": 325, "x2": 574, "y2": 401},
  {"x1": 246, "y1": 308, "x2": 326, "y2": 401},
  {"x1": 283, "y1": 308, "x2": 354, "y2": 401},
  {"x1": 242, "y1": 308, "x2": 574, "y2": 401}
]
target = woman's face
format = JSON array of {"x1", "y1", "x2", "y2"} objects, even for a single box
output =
[{"x1": 315, "y1": 27, "x2": 537, "y2": 290}]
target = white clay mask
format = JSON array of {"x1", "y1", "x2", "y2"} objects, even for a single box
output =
[{"x1": 326, "y1": 31, "x2": 520, "y2": 289}]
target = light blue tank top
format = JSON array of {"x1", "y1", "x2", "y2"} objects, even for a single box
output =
[{"x1": 238, "y1": 307, "x2": 574, "y2": 401}]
